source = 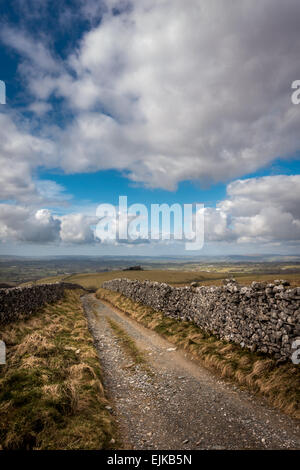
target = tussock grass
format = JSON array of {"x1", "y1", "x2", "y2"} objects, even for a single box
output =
[
  {"x1": 97, "y1": 288, "x2": 300, "y2": 420},
  {"x1": 107, "y1": 318, "x2": 146, "y2": 366},
  {"x1": 0, "y1": 290, "x2": 119, "y2": 450},
  {"x1": 106, "y1": 318, "x2": 153, "y2": 377}
]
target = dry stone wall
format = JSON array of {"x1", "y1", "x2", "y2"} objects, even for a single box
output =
[
  {"x1": 0, "y1": 282, "x2": 84, "y2": 325},
  {"x1": 102, "y1": 278, "x2": 300, "y2": 361}
]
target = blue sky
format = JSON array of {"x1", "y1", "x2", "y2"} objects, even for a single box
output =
[
  {"x1": 38, "y1": 158, "x2": 300, "y2": 211},
  {"x1": 0, "y1": 0, "x2": 300, "y2": 256}
]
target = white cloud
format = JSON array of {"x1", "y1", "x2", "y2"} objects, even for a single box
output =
[
  {"x1": 0, "y1": 205, "x2": 96, "y2": 244},
  {"x1": 0, "y1": 26, "x2": 60, "y2": 76},
  {"x1": 27, "y1": 101, "x2": 52, "y2": 115},
  {"x1": 223, "y1": 175, "x2": 300, "y2": 218},
  {"x1": 51, "y1": 0, "x2": 300, "y2": 187},
  {"x1": 0, "y1": 206, "x2": 60, "y2": 242},
  {"x1": 34, "y1": 180, "x2": 72, "y2": 203},
  {"x1": 0, "y1": 174, "x2": 299, "y2": 248},
  {"x1": 0, "y1": 112, "x2": 59, "y2": 202},
  {"x1": 59, "y1": 213, "x2": 97, "y2": 244},
  {"x1": 2, "y1": 0, "x2": 300, "y2": 190},
  {"x1": 1, "y1": 1, "x2": 300, "y2": 253},
  {"x1": 0, "y1": 112, "x2": 74, "y2": 204},
  {"x1": 0, "y1": 204, "x2": 98, "y2": 244},
  {"x1": 204, "y1": 175, "x2": 300, "y2": 244}
]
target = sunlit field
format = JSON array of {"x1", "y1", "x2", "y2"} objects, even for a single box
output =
[{"x1": 37, "y1": 269, "x2": 300, "y2": 289}]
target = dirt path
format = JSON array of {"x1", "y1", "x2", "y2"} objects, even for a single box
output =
[{"x1": 82, "y1": 294, "x2": 300, "y2": 450}]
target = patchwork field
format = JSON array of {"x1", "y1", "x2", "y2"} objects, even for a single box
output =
[{"x1": 1, "y1": 255, "x2": 300, "y2": 287}]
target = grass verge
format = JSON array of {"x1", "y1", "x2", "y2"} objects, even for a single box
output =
[
  {"x1": 0, "y1": 289, "x2": 119, "y2": 450},
  {"x1": 97, "y1": 288, "x2": 300, "y2": 420},
  {"x1": 106, "y1": 317, "x2": 153, "y2": 378},
  {"x1": 107, "y1": 317, "x2": 146, "y2": 366}
]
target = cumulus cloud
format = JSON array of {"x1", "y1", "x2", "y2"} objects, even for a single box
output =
[
  {"x1": 0, "y1": 112, "x2": 61, "y2": 203},
  {"x1": 2, "y1": 0, "x2": 300, "y2": 190},
  {"x1": 0, "y1": 26, "x2": 60, "y2": 73},
  {"x1": 204, "y1": 175, "x2": 300, "y2": 244},
  {"x1": 60, "y1": 213, "x2": 97, "y2": 244},
  {"x1": 0, "y1": 206, "x2": 60, "y2": 242},
  {"x1": 1, "y1": 1, "x2": 300, "y2": 253},
  {"x1": 0, "y1": 174, "x2": 299, "y2": 248},
  {"x1": 0, "y1": 206, "x2": 96, "y2": 244}
]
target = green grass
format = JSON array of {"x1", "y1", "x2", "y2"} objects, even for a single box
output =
[
  {"x1": 97, "y1": 288, "x2": 300, "y2": 420},
  {"x1": 0, "y1": 290, "x2": 120, "y2": 450},
  {"x1": 107, "y1": 317, "x2": 147, "y2": 367}
]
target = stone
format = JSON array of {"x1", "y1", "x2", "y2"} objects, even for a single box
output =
[
  {"x1": 0, "y1": 282, "x2": 85, "y2": 325},
  {"x1": 102, "y1": 278, "x2": 300, "y2": 361}
]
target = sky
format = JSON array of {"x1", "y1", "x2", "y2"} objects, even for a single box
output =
[{"x1": 0, "y1": 0, "x2": 300, "y2": 257}]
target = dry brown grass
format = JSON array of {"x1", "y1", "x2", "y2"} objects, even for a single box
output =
[
  {"x1": 107, "y1": 317, "x2": 146, "y2": 366},
  {"x1": 97, "y1": 288, "x2": 300, "y2": 420},
  {"x1": 0, "y1": 290, "x2": 119, "y2": 450},
  {"x1": 36, "y1": 269, "x2": 300, "y2": 289}
]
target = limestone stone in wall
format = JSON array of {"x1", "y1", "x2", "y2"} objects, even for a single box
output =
[
  {"x1": 0, "y1": 282, "x2": 85, "y2": 325},
  {"x1": 102, "y1": 278, "x2": 300, "y2": 361}
]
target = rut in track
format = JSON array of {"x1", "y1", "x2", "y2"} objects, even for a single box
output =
[{"x1": 82, "y1": 294, "x2": 300, "y2": 450}]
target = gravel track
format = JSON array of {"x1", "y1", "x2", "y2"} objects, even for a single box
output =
[{"x1": 82, "y1": 294, "x2": 300, "y2": 450}]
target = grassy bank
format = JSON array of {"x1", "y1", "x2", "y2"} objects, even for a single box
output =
[
  {"x1": 97, "y1": 288, "x2": 300, "y2": 420},
  {"x1": 0, "y1": 289, "x2": 119, "y2": 450}
]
